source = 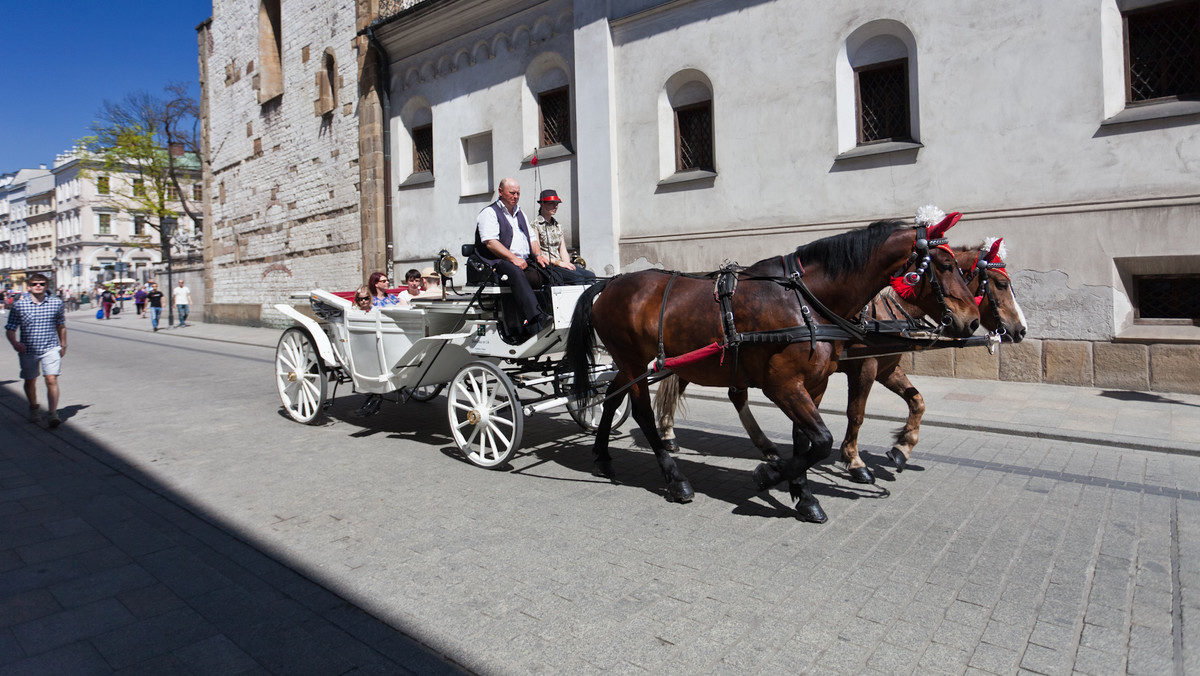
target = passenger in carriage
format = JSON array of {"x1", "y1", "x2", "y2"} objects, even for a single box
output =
[
  {"x1": 353, "y1": 286, "x2": 374, "y2": 312},
  {"x1": 473, "y1": 177, "x2": 551, "y2": 328},
  {"x1": 367, "y1": 271, "x2": 401, "y2": 306},
  {"x1": 533, "y1": 189, "x2": 596, "y2": 285},
  {"x1": 397, "y1": 269, "x2": 424, "y2": 303}
]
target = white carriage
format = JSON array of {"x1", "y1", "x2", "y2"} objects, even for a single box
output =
[{"x1": 272, "y1": 273, "x2": 628, "y2": 469}]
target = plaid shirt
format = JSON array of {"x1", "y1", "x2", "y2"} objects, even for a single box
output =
[{"x1": 5, "y1": 294, "x2": 66, "y2": 355}]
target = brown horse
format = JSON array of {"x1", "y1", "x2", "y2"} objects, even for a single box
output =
[
  {"x1": 655, "y1": 238, "x2": 1027, "y2": 485},
  {"x1": 565, "y1": 216, "x2": 980, "y2": 523}
]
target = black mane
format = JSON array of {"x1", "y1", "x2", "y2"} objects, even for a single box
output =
[{"x1": 795, "y1": 220, "x2": 907, "y2": 279}]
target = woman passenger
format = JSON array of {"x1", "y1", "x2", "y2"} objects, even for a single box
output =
[{"x1": 367, "y1": 271, "x2": 401, "y2": 306}]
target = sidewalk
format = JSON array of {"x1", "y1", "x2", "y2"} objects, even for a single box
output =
[{"x1": 79, "y1": 311, "x2": 1200, "y2": 457}]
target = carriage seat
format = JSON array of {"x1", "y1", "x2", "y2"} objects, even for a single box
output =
[{"x1": 330, "y1": 288, "x2": 406, "y2": 302}]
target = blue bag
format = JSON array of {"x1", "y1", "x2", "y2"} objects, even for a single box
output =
[{"x1": 96, "y1": 308, "x2": 104, "y2": 319}]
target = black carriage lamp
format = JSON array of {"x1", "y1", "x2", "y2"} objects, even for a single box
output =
[
  {"x1": 115, "y1": 247, "x2": 127, "y2": 313},
  {"x1": 435, "y1": 248, "x2": 458, "y2": 298},
  {"x1": 160, "y1": 216, "x2": 177, "y2": 327}
]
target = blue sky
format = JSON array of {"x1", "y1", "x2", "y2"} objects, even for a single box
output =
[{"x1": 0, "y1": 1, "x2": 213, "y2": 173}]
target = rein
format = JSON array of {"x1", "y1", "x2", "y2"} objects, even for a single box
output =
[{"x1": 964, "y1": 248, "x2": 1010, "y2": 341}]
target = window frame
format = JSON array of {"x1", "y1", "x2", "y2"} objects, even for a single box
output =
[
  {"x1": 538, "y1": 86, "x2": 572, "y2": 149},
  {"x1": 854, "y1": 57, "x2": 912, "y2": 145},
  {"x1": 412, "y1": 123, "x2": 433, "y2": 174}
]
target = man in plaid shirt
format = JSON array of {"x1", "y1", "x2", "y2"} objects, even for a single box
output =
[{"x1": 5, "y1": 273, "x2": 67, "y2": 428}]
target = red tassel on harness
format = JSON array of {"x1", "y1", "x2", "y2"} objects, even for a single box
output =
[{"x1": 890, "y1": 274, "x2": 920, "y2": 300}]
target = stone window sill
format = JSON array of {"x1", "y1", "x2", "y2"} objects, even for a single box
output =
[
  {"x1": 398, "y1": 171, "x2": 434, "y2": 189},
  {"x1": 1101, "y1": 99, "x2": 1200, "y2": 127},
  {"x1": 657, "y1": 168, "x2": 717, "y2": 187},
  {"x1": 835, "y1": 140, "x2": 923, "y2": 162},
  {"x1": 522, "y1": 143, "x2": 573, "y2": 166}
]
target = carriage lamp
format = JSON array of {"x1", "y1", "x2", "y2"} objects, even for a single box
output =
[{"x1": 435, "y1": 249, "x2": 458, "y2": 298}]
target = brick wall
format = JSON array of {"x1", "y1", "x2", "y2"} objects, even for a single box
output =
[{"x1": 202, "y1": 0, "x2": 364, "y2": 327}]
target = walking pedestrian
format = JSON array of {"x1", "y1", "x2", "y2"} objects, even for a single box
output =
[
  {"x1": 147, "y1": 282, "x2": 165, "y2": 331},
  {"x1": 5, "y1": 273, "x2": 67, "y2": 428},
  {"x1": 133, "y1": 285, "x2": 147, "y2": 318},
  {"x1": 173, "y1": 279, "x2": 191, "y2": 328},
  {"x1": 100, "y1": 287, "x2": 116, "y2": 319}
]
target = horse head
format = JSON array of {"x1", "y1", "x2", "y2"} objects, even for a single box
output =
[
  {"x1": 965, "y1": 238, "x2": 1027, "y2": 342},
  {"x1": 888, "y1": 209, "x2": 980, "y2": 339}
]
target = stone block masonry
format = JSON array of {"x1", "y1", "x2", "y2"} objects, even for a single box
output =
[{"x1": 201, "y1": 0, "x2": 365, "y2": 326}]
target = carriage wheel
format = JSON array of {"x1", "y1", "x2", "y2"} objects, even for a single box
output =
[
  {"x1": 276, "y1": 327, "x2": 328, "y2": 424},
  {"x1": 447, "y1": 361, "x2": 523, "y2": 468},
  {"x1": 555, "y1": 364, "x2": 631, "y2": 433},
  {"x1": 409, "y1": 384, "x2": 444, "y2": 402}
]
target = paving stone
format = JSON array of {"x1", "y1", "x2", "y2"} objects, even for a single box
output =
[
  {"x1": 2, "y1": 640, "x2": 112, "y2": 676},
  {"x1": 171, "y1": 634, "x2": 258, "y2": 674},
  {"x1": 48, "y1": 563, "x2": 157, "y2": 609},
  {"x1": 967, "y1": 641, "x2": 1020, "y2": 674},
  {"x1": 90, "y1": 606, "x2": 219, "y2": 670},
  {"x1": 0, "y1": 589, "x2": 62, "y2": 630},
  {"x1": 10, "y1": 597, "x2": 136, "y2": 656}
]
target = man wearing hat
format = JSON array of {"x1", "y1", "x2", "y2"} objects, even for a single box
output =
[
  {"x1": 533, "y1": 189, "x2": 596, "y2": 285},
  {"x1": 473, "y1": 178, "x2": 551, "y2": 329}
]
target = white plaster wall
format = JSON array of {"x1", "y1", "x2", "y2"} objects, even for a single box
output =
[{"x1": 387, "y1": 1, "x2": 578, "y2": 279}]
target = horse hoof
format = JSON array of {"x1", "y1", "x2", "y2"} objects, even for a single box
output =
[
  {"x1": 886, "y1": 448, "x2": 908, "y2": 473},
  {"x1": 593, "y1": 460, "x2": 615, "y2": 480},
  {"x1": 795, "y1": 503, "x2": 828, "y2": 524},
  {"x1": 762, "y1": 451, "x2": 781, "y2": 464},
  {"x1": 753, "y1": 463, "x2": 782, "y2": 491},
  {"x1": 668, "y1": 480, "x2": 694, "y2": 503},
  {"x1": 662, "y1": 438, "x2": 680, "y2": 454},
  {"x1": 847, "y1": 466, "x2": 876, "y2": 484}
]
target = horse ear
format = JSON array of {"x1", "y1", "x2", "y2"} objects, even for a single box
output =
[
  {"x1": 927, "y1": 212, "x2": 962, "y2": 239},
  {"x1": 984, "y1": 237, "x2": 1004, "y2": 263}
]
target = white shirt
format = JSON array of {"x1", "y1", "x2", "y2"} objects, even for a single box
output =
[
  {"x1": 476, "y1": 200, "x2": 531, "y2": 258},
  {"x1": 172, "y1": 285, "x2": 191, "y2": 305}
]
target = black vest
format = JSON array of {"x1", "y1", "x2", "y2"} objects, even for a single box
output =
[{"x1": 474, "y1": 202, "x2": 531, "y2": 265}]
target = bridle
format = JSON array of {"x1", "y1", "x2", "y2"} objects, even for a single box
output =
[
  {"x1": 964, "y1": 239, "x2": 1010, "y2": 339},
  {"x1": 890, "y1": 215, "x2": 961, "y2": 332}
]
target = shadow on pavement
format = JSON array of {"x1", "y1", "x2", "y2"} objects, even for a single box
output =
[{"x1": 0, "y1": 387, "x2": 467, "y2": 675}]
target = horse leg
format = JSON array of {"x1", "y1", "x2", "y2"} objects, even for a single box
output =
[
  {"x1": 839, "y1": 359, "x2": 878, "y2": 484},
  {"x1": 729, "y1": 388, "x2": 780, "y2": 462},
  {"x1": 655, "y1": 375, "x2": 686, "y2": 454},
  {"x1": 876, "y1": 359, "x2": 922, "y2": 472},
  {"x1": 629, "y1": 380, "x2": 694, "y2": 502},
  {"x1": 590, "y1": 375, "x2": 629, "y2": 480},
  {"x1": 751, "y1": 387, "x2": 833, "y2": 523}
]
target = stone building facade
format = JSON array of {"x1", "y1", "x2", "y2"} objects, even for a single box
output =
[
  {"x1": 365, "y1": 0, "x2": 1200, "y2": 394},
  {"x1": 198, "y1": 1, "x2": 380, "y2": 326}
]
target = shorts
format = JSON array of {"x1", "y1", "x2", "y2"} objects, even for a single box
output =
[{"x1": 19, "y1": 347, "x2": 62, "y2": 380}]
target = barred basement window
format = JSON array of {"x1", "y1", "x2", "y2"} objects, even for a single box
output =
[
  {"x1": 856, "y1": 59, "x2": 911, "y2": 143},
  {"x1": 539, "y1": 86, "x2": 570, "y2": 148},
  {"x1": 413, "y1": 124, "x2": 433, "y2": 174},
  {"x1": 675, "y1": 101, "x2": 714, "y2": 172},
  {"x1": 1125, "y1": 1, "x2": 1200, "y2": 103},
  {"x1": 1133, "y1": 274, "x2": 1200, "y2": 322}
]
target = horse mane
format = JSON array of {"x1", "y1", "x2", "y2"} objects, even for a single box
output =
[{"x1": 794, "y1": 219, "x2": 907, "y2": 279}]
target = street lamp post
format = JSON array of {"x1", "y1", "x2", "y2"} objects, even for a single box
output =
[{"x1": 161, "y1": 217, "x2": 176, "y2": 327}]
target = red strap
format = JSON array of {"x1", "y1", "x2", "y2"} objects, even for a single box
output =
[{"x1": 657, "y1": 342, "x2": 724, "y2": 371}]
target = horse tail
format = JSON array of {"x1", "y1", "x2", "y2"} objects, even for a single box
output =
[
  {"x1": 565, "y1": 279, "x2": 610, "y2": 402},
  {"x1": 654, "y1": 374, "x2": 688, "y2": 429}
]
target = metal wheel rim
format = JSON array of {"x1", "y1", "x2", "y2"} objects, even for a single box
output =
[
  {"x1": 276, "y1": 328, "x2": 326, "y2": 424},
  {"x1": 557, "y1": 364, "x2": 630, "y2": 433},
  {"x1": 447, "y1": 361, "x2": 522, "y2": 468}
]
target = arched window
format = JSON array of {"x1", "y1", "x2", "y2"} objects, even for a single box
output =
[
  {"x1": 257, "y1": 0, "x2": 283, "y2": 103},
  {"x1": 836, "y1": 21, "x2": 921, "y2": 157},
  {"x1": 522, "y1": 53, "x2": 573, "y2": 162},
  {"x1": 659, "y1": 70, "x2": 715, "y2": 181}
]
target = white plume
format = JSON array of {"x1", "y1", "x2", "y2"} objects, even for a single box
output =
[
  {"x1": 915, "y1": 204, "x2": 945, "y2": 227},
  {"x1": 983, "y1": 237, "x2": 1008, "y2": 260}
]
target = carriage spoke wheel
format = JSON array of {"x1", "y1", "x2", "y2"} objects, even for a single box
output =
[
  {"x1": 276, "y1": 327, "x2": 328, "y2": 424},
  {"x1": 555, "y1": 363, "x2": 631, "y2": 433},
  {"x1": 409, "y1": 383, "x2": 444, "y2": 402},
  {"x1": 448, "y1": 361, "x2": 523, "y2": 468}
]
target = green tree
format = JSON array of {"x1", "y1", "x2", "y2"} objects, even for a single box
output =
[{"x1": 78, "y1": 83, "x2": 203, "y2": 243}]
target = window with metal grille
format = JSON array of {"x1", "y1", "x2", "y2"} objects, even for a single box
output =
[
  {"x1": 856, "y1": 59, "x2": 911, "y2": 144},
  {"x1": 1134, "y1": 274, "x2": 1200, "y2": 321},
  {"x1": 134, "y1": 215, "x2": 145, "y2": 236},
  {"x1": 675, "y1": 101, "x2": 714, "y2": 172},
  {"x1": 1125, "y1": 1, "x2": 1200, "y2": 103},
  {"x1": 413, "y1": 124, "x2": 433, "y2": 174},
  {"x1": 539, "y1": 87, "x2": 570, "y2": 148}
]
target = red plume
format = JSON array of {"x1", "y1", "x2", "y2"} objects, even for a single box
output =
[
  {"x1": 983, "y1": 237, "x2": 1003, "y2": 263},
  {"x1": 927, "y1": 212, "x2": 962, "y2": 239},
  {"x1": 890, "y1": 275, "x2": 919, "y2": 300}
]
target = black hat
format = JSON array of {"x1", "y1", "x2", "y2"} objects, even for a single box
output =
[{"x1": 538, "y1": 189, "x2": 562, "y2": 203}]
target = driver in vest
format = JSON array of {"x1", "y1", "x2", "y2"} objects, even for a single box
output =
[{"x1": 474, "y1": 177, "x2": 551, "y2": 328}]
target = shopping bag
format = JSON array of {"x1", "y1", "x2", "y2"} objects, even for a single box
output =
[{"x1": 96, "y1": 308, "x2": 104, "y2": 319}]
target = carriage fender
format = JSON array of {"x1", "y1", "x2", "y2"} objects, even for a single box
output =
[{"x1": 273, "y1": 304, "x2": 338, "y2": 366}]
